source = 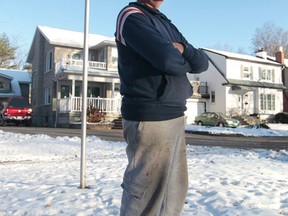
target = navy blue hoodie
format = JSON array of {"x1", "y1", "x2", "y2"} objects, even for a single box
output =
[{"x1": 115, "y1": 2, "x2": 208, "y2": 121}]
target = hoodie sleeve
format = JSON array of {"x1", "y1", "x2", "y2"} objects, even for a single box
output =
[
  {"x1": 117, "y1": 9, "x2": 192, "y2": 76},
  {"x1": 182, "y1": 44, "x2": 209, "y2": 74},
  {"x1": 169, "y1": 23, "x2": 209, "y2": 74}
]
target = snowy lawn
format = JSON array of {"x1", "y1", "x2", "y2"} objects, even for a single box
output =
[{"x1": 0, "y1": 124, "x2": 288, "y2": 216}]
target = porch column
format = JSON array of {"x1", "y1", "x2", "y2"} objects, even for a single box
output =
[
  {"x1": 56, "y1": 79, "x2": 61, "y2": 100},
  {"x1": 112, "y1": 81, "x2": 115, "y2": 98},
  {"x1": 54, "y1": 78, "x2": 61, "y2": 128},
  {"x1": 254, "y1": 89, "x2": 259, "y2": 114},
  {"x1": 71, "y1": 79, "x2": 75, "y2": 97}
]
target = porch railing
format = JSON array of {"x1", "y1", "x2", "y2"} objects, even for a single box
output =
[
  {"x1": 56, "y1": 59, "x2": 107, "y2": 73},
  {"x1": 58, "y1": 96, "x2": 121, "y2": 113}
]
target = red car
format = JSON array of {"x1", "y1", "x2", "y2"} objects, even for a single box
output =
[{"x1": 0, "y1": 97, "x2": 32, "y2": 126}]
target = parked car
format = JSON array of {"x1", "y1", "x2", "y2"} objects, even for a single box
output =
[
  {"x1": 0, "y1": 97, "x2": 32, "y2": 126},
  {"x1": 274, "y1": 112, "x2": 288, "y2": 124},
  {"x1": 194, "y1": 112, "x2": 240, "y2": 128}
]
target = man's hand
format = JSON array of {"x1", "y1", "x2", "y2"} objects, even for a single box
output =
[{"x1": 173, "y1": 42, "x2": 184, "y2": 54}]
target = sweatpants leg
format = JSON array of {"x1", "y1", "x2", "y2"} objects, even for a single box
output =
[{"x1": 120, "y1": 116, "x2": 188, "y2": 216}]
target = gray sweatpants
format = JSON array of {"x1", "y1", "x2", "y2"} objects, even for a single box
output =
[{"x1": 120, "y1": 116, "x2": 188, "y2": 216}]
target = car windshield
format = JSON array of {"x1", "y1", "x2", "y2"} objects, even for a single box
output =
[{"x1": 9, "y1": 98, "x2": 31, "y2": 107}]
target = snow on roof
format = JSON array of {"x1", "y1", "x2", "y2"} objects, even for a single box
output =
[
  {"x1": 0, "y1": 69, "x2": 31, "y2": 96},
  {"x1": 37, "y1": 26, "x2": 115, "y2": 48},
  {"x1": 202, "y1": 48, "x2": 282, "y2": 65}
]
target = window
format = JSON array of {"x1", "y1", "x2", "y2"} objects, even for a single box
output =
[
  {"x1": 97, "y1": 52, "x2": 103, "y2": 62},
  {"x1": 241, "y1": 65, "x2": 253, "y2": 80},
  {"x1": 260, "y1": 94, "x2": 275, "y2": 111},
  {"x1": 111, "y1": 47, "x2": 118, "y2": 65},
  {"x1": 0, "y1": 80, "x2": 11, "y2": 93},
  {"x1": 211, "y1": 91, "x2": 215, "y2": 103},
  {"x1": 46, "y1": 51, "x2": 53, "y2": 72},
  {"x1": 44, "y1": 87, "x2": 51, "y2": 105},
  {"x1": 61, "y1": 85, "x2": 70, "y2": 98},
  {"x1": 75, "y1": 86, "x2": 81, "y2": 97},
  {"x1": 259, "y1": 67, "x2": 275, "y2": 82},
  {"x1": 243, "y1": 66, "x2": 250, "y2": 78},
  {"x1": 267, "y1": 70, "x2": 271, "y2": 80},
  {"x1": 72, "y1": 53, "x2": 81, "y2": 60},
  {"x1": 88, "y1": 87, "x2": 100, "y2": 97}
]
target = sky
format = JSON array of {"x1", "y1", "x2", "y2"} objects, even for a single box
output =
[
  {"x1": 1, "y1": 0, "x2": 288, "y2": 59},
  {"x1": 0, "y1": 124, "x2": 288, "y2": 215}
]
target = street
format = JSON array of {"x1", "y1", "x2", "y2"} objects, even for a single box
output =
[{"x1": 1, "y1": 126, "x2": 287, "y2": 151}]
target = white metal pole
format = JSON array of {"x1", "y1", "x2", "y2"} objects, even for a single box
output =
[{"x1": 80, "y1": 0, "x2": 90, "y2": 189}]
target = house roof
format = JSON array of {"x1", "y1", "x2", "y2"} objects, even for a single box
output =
[
  {"x1": 0, "y1": 69, "x2": 31, "y2": 97},
  {"x1": 37, "y1": 25, "x2": 114, "y2": 48},
  {"x1": 202, "y1": 48, "x2": 282, "y2": 66},
  {"x1": 0, "y1": 73, "x2": 13, "y2": 80},
  {"x1": 223, "y1": 79, "x2": 286, "y2": 90},
  {"x1": 90, "y1": 40, "x2": 116, "y2": 50},
  {"x1": 27, "y1": 26, "x2": 115, "y2": 62}
]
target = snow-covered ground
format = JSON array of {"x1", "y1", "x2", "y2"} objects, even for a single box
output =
[
  {"x1": 0, "y1": 124, "x2": 288, "y2": 216},
  {"x1": 185, "y1": 123, "x2": 288, "y2": 137}
]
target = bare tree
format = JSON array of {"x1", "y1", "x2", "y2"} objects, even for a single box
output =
[
  {"x1": 0, "y1": 33, "x2": 18, "y2": 69},
  {"x1": 252, "y1": 22, "x2": 288, "y2": 58},
  {"x1": 9, "y1": 35, "x2": 30, "y2": 70},
  {"x1": 211, "y1": 42, "x2": 234, "y2": 52},
  {"x1": 210, "y1": 43, "x2": 248, "y2": 55}
]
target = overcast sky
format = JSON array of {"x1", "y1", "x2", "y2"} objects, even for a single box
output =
[{"x1": 1, "y1": 0, "x2": 288, "y2": 57}]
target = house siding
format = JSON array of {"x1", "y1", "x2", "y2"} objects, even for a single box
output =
[
  {"x1": 30, "y1": 32, "x2": 46, "y2": 126},
  {"x1": 193, "y1": 52, "x2": 227, "y2": 114},
  {"x1": 55, "y1": 47, "x2": 83, "y2": 63}
]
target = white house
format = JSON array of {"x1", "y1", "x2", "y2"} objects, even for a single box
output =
[{"x1": 185, "y1": 48, "x2": 286, "y2": 124}]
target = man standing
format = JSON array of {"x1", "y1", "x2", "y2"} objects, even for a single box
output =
[{"x1": 115, "y1": 0, "x2": 209, "y2": 215}]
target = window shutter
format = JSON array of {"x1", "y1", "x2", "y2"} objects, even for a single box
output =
[
  {"x1": 250, "y1": 66, "x2": 253, "y2": 80},
  {"x1": 258, "y1": 67, "x2": 262, "y2": 80},
  {"x1": 272, "y1": 69, "x2": 275, "y2": 82},
  {"x1": 240, "y1": 65, "x2": 244, "y2": 78}
]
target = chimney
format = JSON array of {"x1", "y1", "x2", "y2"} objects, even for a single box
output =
[
  {"x1": 275, "y1": 46, "x2": 284, "y2": 64},
  {"x1": 256, "y1": 48, "x2": 267, "y2": 60}
]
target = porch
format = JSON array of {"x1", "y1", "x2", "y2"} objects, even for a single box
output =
[
  {"x1": 58, "y1": 96, "x2": 121, "y2": 113},
  {"x1": 57, "y1": 81, "x2": 209, "y2": 114},
  {"x1": 55, "y1": 58, "x2": 116, "y2": 73},
  {"x1": 55, "y1": 96, "x2": 122, "y2": 128}
]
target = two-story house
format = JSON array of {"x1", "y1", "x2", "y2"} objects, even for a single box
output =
[
  {"x1": 27, "y1": 26, "x2": 120, "y2": 127},
  {"x1": 186, "y1": 48, "x2": 286, "y2": 123}
]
